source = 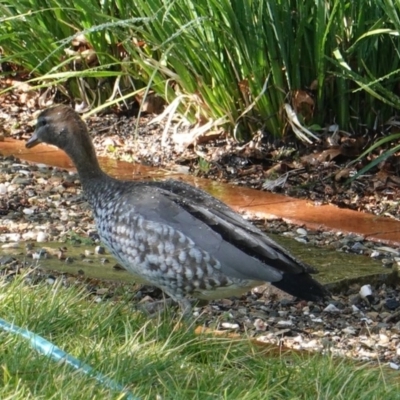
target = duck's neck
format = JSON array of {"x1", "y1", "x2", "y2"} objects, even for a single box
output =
[{"x1": 64, "y1": 139, "x2": 111, "y2": 189}]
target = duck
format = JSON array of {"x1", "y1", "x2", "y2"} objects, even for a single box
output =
[{"x1": 26, "y1": 105, "x2": 329, "y2": 314}]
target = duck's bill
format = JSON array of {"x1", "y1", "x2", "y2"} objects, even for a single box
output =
[{"x1": 25, "y1": 132, "x2": 41, "y2": 149}]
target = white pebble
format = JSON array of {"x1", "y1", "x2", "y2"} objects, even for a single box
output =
[
  {"x1": 278, "y1": 310, "x2": 288, "y2": 317},
  {"x1": 342, "y1": 327, "x2": 356, "y2": 335},
  {"x1": 359, "y1": 284, "x2": 373, "y2": 299},
  {"x1": 370, "y1": 250, "x2": 380, "y2": 258},
  {"x1": 310, "y1": 317, "x2": 323, "y2": 323},
  {"x1": 1, "y1": 233, "x2": 21, "y2": 242},
  {"x1": 389, "y1": 362, "x2": 400, "y2": 370},
  {"x1": 7, "y1": 184, "x2": 17, "y2": 193},
  {"x1": 379, "y1": 334, "x2": 389, "y2": 344},
  {"x1": 1, "y1": 243, "x2": 20, "y2": 249},
  {"x1": 253, "y1": 318, "x2": 268, "y2": 331},
  {"x1": 95, "y1": 245, "x2": 105, "y2": 254},
  {"x1": 23, "y1": 208, "x2": 35, "y2": 215},
  {"x1": 376, "y1": 246, "x2": 400, "y2": 255},
  {"x1": 323, "y1": 304, "x2": 340, "y2": 313},
  {"x1": 36, "y1": 231, "x2": 48, "y2": 243},
  {"x1": 296, "y1": 228, "x2": 308, "y2": 236},
  {"x1": 0, "y1": 183, "x2": 7, "y2": 194},
  {"x1": 221, "y1": 322, "x2": 239, "y2": 330},
  {"x1": 22, "y1": 231, "x2": 37, "y2": 240},
  {"x1": 277, "y1": 320, "x2": 293, "y2": 327}
]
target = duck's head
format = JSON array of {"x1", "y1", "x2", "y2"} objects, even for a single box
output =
[
  {"x1": 26, "y1": 105, "x2": 89, "y2": 152},
  {"x1": 26, "y1": 105, "x2": 102, "y2": 180}
]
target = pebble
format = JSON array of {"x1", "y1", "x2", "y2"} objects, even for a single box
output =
[
  {"x1": 0, "y1": 256, "x2": 15, "y2": 265},
  {"x1": 1, "y1": 243, "x2": 20, "y2": 249},
  {"x1": 95, "y1": 245, "x2": 105, "y2": 255},
  {"x1": 389, "y1": 362, "x2": 400, "y2": 370},
  {"x1": 385, "y1": 298, "x2": 400, "y2": 310},
  {"x1": 253, "y1": 318, "x2": 268, "y2": 331},
  {"x1": 323, "y1": 304, "x2": 340, "y2": 313},
  {"x1": 4, "y1": 156, "x2": 400, "y2": 368},
  {"x1": 370, "y1": 250, "x2": 380, "y2": 258},
  {"x1": 342, "y1": 326, "x2": 357, "y2": 335},
  {"x1": 277, "y1": 320, "x2": 293, "y2": 327},
  {"x1": 221, "y1": 322, "x2": 240, "y2": 330},
  {"x1": 296, "y1": 228, "x2": 307, "y2": 236},
  {"x1": 359, "y1": 284, "x2": 373, "y2": 299},
  {"x1": 36, "y1": 231, "x2": 48, "y2": 243}
]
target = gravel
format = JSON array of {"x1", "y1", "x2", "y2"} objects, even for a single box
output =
[{"x1": 2, "y1": 154, "x2": 400, "y2": 369}]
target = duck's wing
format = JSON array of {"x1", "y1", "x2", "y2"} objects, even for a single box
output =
[{"x1": 127, "y1": 180, "x2": 329, "y2": 300}]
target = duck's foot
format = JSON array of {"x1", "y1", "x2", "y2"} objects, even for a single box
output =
[
  {"x1": 136, "y1": 297, "x2": 202, "y2": 318},
  {"x1": 136, "y1": 298, "x2": 175, "y2": 316}
]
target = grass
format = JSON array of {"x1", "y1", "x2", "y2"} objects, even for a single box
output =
[
  {"x1": 2, "y1": 1, "x2": 400, "y2": 140},
  {"x1": 0, "y1": 275, "x2": 398, "y2": 399}
]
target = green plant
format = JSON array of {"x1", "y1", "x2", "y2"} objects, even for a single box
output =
[{"x1": 1, "y1": 0, "x2": 400, "y2": 141}]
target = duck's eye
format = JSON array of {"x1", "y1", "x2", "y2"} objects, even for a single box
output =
[{"x1": 36, "y1": 118, "x2": 47, "y2": 128}]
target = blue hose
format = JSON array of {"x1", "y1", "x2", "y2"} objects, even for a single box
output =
[{"x1": 0, "y1": 318, "x2": 139, "y2": 400}]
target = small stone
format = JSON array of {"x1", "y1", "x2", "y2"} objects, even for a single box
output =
[
  {"x1": 277, "y1": 320, "x2": 293, "y2": 327},
  {"x1": 220, "y1": 298, "x2": 234, "y2": 306},
  {"x1": 370, "y1": 250, "x2": 380, "y2": 258},
  {"x1": 359, "y1": 284, "x2": 373, "y2": 299},
  {"x1": 253, "y1": 318, "x2": 268, "y2": 331},
  {"x1": 376, "y1": 246, "x2": 400, "y2": 255},
  {"x1": 353, "y1": 235, "x2": 365, "y2": 242},
  {"x1": 46, "y1": 277, "x2": 55, "y2": 285},
  {"x1": 385, "y1": 298, "x2": 400, "y2": 310},
  {"x1": 310, "y1": 316, "x2": 323, "y2": 323},
  {"x1": 32, "y1": 249, "x2": 47, "y2": 260},
  {"x1": 278, "y1": 310, "x2": 288, "y2": 317},
  {"x1": 96, "y1": 288, "x2": 109, "y2": 295},
  {"x1": 389, "y1": 362, "x2": 400, "y2": 370},
  {"x1": 342, "y1": 326, "x2": 357, "y2": 335},
  {"x1": 351, "y1": 305, "x2": 360, "y2": 313},
  {"x1": 23, "y1": 208, "x2": 35, "y2": 215},
  {"x1": 379, "y1": 334, "x2": 389, "y2": 344},
  {"x1": 0, "y1": 256, "x2": 15, "y2": 265},
  {"x1": 323, "y1": 304, "x2": 340, "y2": 313},
  {"x1": 382, "y1": 258, "x2": 393, "y2": 268},
  {"x1": 349, "y1": 294, "x2": 361, "y2": 305},
  {"x1": 36, "y1": 231, "x2": 48, "y2": 243},
  {"x1": 1, "y1": 243, "x2": 20, "y2": 249},
  {"x1": 95, "y1": 245, "x2": 105, "y2": 255},
  {"x1": 221, "y1": 322, "x2": 240, "y2": 330},
  {"x1": 296, "y1": 228, "x2": 307, "y2": 236}
]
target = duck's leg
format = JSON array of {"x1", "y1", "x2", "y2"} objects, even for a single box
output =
[{"x1": 136, "y1": 295, "x2": 195, "y2": 318}]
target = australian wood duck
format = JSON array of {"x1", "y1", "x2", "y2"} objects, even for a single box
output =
[{"x1": 26, "y1": 105, "x2": 329, "y2": 313}]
